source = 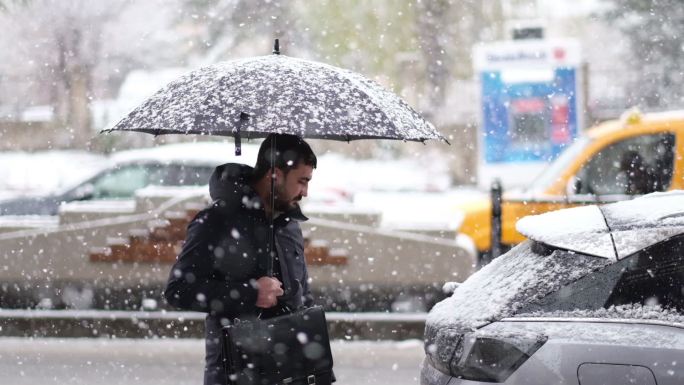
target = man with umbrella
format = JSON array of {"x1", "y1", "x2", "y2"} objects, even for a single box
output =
[
  {"x1": 164, "y1": 133, "x2": 318, "y2": 384},
  {"x1": 104, "y1": 39, "x2": 445, "y2": 385}
]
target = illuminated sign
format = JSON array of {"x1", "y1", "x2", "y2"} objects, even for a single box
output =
[{"x1": 473, "y1": 39, "x2": 583, "y2": 167}]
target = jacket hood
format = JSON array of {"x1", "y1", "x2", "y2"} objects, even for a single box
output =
[
  {"x1": 209, "y1": 163, "x2": 254, "y2": 202},
  {"x1": 209, "y1": 163, "x2": 308, "y2": 221}
]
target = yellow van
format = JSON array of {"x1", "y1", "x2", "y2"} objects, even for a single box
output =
[{"x1": 459, "y1": 109, "x2": 684, "y2": 259}]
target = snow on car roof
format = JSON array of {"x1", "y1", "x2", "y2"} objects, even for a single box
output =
[
  {"x1": 516, "y1": 191, "x2": 684, "y2": 260},
  {"x1": 110, "y1": 141, "x2": 259, "y2": 166}
]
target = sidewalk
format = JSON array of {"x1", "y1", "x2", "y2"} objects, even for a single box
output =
[{"x1": 0, "y1": 337, "x2": 425, "y2": 385}]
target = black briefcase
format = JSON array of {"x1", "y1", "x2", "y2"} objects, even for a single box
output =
[{"x1": 222, "y1": 306, "x2": 334, "y2": 385}]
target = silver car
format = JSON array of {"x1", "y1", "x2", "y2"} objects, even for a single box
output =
[
  {"x1": 0, "y1": 141, "x2": 258, "y2": 216},
  {"x1": 422, "y1": 191, "x2": 684, "y2": 385}
]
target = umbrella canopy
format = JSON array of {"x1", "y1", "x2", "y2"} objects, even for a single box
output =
[{"x1": 103, "y1": 48, "x2": 446, "y2": 145}]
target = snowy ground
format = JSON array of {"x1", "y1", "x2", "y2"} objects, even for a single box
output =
[{"x1": 0, "y1": 337, "x2": 425, "y2": 385}]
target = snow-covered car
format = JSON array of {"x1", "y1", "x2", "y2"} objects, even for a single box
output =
[
  {"x1": 0, "y1": 141, "x2": 258, "y2": 216},
  {"x1": 421, "y1": 191, "x2": 684, "y2": 385}
]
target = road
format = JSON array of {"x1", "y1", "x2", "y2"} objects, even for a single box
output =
[{"x1": 0, "y1": 337, "x2": 425, "y2": 385}]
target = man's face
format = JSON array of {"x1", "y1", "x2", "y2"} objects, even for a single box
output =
[{"x1": 273, "y1": 162, "x2": 313, "y2": 212}]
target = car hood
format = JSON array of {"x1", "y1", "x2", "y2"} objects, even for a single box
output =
[{"x1": 516, "y1": 191, "x2": 684, "y2": 260}]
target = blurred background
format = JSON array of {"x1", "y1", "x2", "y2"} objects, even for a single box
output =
[
  {"x1": 1, "y1": 0, "x2": 681, "y2": 187},
  {"x1": 0, "y1": 3, "x2": 682, "y2": 383}
]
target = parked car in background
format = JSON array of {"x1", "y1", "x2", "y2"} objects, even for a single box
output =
[
  {"x1": 422, "y1": 191, "x2": 684, "y2": 385},
  {"x1": 0, "y1": 141, "x2": 258, "y2": 216},
  {"x1": 458, "y1": 109, "x2": 684, "y2": 261}
]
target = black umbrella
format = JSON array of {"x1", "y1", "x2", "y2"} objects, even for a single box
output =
[
  {"x1": 103, "y1": 40, "x2": 448, "y2": 276},
  {"x1": 103, "y1": 40, "x2": 447, "y2": 154}
]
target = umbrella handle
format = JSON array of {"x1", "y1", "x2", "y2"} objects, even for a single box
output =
[{"x1": 234, "y1": 112, "x2": 249, "y2": 156}]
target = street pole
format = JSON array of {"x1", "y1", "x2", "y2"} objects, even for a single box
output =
[{"x1": 490, "y1": 178, "x2": 503, "y2": 263}]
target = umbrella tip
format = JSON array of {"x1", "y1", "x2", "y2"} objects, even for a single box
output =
[{"x1": 273, "y1": 39, "x2": 280, "y2": 55}]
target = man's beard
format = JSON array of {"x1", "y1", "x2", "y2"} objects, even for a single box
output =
[
  {"x1": 272, "y1": 184, "x2": 301, "y2": 212},
  {"x1": 273, "y1": 197, "x2": 294, "y2": 212}
]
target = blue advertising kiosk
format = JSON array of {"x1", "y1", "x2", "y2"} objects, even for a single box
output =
[{"x1": 473, "y1": 38, "x2": 583, "y2": 188}]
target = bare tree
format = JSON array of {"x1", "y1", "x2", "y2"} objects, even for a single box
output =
[
  {"x1": 0, "y1": 1, "x2": 132, "y2": 146},
  {"x1": 413, "y1": 1, "x2": 504, "y2": 115},
  {"x1": 177, "y1": 0, "x2": 304, "y2": 64},
  {"x1": 604, "y1": 0, "x2": 684, "y2": 109},
  {"x1": 414, "y1": 0, "x2": 453, "y2": 115}
]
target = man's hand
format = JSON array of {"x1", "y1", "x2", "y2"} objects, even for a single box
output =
[{"x1": 255, "y1": 276, "x2": 284, "y2": 308}]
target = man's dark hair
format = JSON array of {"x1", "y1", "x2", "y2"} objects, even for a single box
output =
[{"x1": 253, "y1": 133, "x2": 317, "y2": 179}]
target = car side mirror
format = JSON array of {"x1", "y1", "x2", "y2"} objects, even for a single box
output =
[
  {"x1": 566, "y1": 176, "x2": 582, "y2": 196},
  {"x1": 442, "y1": 281, "x2": 461, "y2": 295},
  {"x1": 72, "y1": 183, "x2": 95, "y2": 201}
]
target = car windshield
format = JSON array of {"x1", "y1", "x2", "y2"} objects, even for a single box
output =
[
  {"x1": 517, "y1": 233, "x2": 684, "y2": 324},
  {"x1": 427, "y1": 241, "x2": 610, "y2": 331},
  {"x1": 526, "y1": 136, "x2": 591, "y2": 194}
]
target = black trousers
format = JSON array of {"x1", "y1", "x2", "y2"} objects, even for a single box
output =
[{"x1": 204, "y1": 318, "x2": 224, "y2": 385}]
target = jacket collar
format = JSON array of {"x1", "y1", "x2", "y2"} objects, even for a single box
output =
[{"x1": 278, "y1": 204, "x2": 308, "y2": 222}]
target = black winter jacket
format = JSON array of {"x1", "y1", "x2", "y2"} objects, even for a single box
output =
[{"x1": 163, "y1": 163, "x2": 313, "y2": 385}]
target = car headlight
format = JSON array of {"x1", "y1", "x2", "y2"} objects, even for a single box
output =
[{"x1": 427, "y1": 328, "x2": 547, "y2": 383}]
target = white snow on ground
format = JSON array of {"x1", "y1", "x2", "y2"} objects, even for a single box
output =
[
  {"x1": 0, "y1": 337, "x2": 425, "y2": 385},
  {"x1": 0, "y1": 308, "x2": 427, "y2": 323}
]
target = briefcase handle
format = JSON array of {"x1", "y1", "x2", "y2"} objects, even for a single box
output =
[
  {"x1": 283, "y1": 374, "x2": 318, "y2": 384},
  {"x1": 257, "y1": 301, "x2": 294, "y2": 320}
]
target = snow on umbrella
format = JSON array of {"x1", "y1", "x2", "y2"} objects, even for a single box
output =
[{"x1": 102, "y1": 40, "x2": 447, "y2": 152}]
